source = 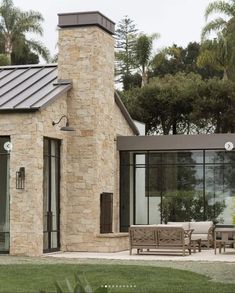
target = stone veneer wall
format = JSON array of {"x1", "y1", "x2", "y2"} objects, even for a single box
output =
[
  {"x1": 58, "y1": 26, "x2": 134, "y2": 252},
  {"x1": 0, "y1": 94, "x2": 68, "y2": 256}
]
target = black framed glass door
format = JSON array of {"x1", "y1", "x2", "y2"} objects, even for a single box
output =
[
  {"x1": 0, "y1": 137, "x2": 10, "y2": 253},
  {"x1": 43, "y1": 138, "x2": 60, "y2": 252}
]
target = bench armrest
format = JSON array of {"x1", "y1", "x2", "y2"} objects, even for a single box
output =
[
  {"x1": 184, "y1": 229, "x2": 194, "y2": 240},
  {"x1": 208, "y1": 226, "x2": 214, "y2": 241}
]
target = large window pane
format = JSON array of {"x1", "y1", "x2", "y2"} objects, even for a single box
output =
[
  {"x1": 148, "y1": 167, "x2": 162, "y2": 196},
  {"x1": 149, "y1": 196, "x2": 161, "y2": 224},
  {"x1": 120, "y1": 149, "x2": 235, "y2": 231},
  {"x1": 205, "y1": 150, "x2": 235, "y2": 164},
  {"x1": 161, "y1": 151, "x2": 203, "y2": 165},
  {"x1": 205, "y1": 164, "x2": 234, "y2": 224},
  {"x1": 135, "y1": 167, "x2": 147, "y2": 224},
  {"x1": 120, "y1": 165, "x2": 133, "y2": 232}
]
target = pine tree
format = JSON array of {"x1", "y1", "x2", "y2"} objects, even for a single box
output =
[{"x1": 115, "y1": 16, "x2": 138, "y2": 90}]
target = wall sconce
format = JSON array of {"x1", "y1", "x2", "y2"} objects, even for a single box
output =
[
  {"x1": 16, "y1": 167, "x2": 25, "y2": 189},
  {"x1": 52, "y1": 115, "x2": 75, "y2": 132}
]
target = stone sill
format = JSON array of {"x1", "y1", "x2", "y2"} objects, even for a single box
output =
[{"x1": 96, "y1": 233, "x2": 128, "y2": 238}]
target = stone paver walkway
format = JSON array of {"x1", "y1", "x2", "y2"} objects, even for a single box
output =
[{"x1": 47, "y1": 248, "x2": 235, "y2": 262}]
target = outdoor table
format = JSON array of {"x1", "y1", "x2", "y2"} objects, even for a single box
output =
[{"x1": 214, "y1": 227, "x2": 235, "y2": 254}]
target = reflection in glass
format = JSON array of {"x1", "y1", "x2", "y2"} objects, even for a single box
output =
[
  {"x1": 120, "y1": 150, "x2": 235, "y2": 230},
  {"x1": 149, "y1": 196, "x2": 161, "y2": 224},
  {"x1": 135, "y1": 167, "x2": 147, "y2": 224},
  {"x1": 161, "y1": 165, "x2": 204, "y2": 223},
  {"x1": 205, "y1": 162, "x2": 235, "y2": 224}
]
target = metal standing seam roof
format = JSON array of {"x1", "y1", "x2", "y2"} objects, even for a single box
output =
[
  {"x1": 0, "y1": 64, "x2": 72, "y2": 111},
  {"x1": 0, "y1": 63, "x2": 139, "y2": 135}
]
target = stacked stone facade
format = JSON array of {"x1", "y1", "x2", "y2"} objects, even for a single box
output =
[
  {"x1": 58, "y1": 26, "x2": 133, "y2": 252},
  {"x1": 0, "y1": 13, "x2": 135, "y2": 256},
  {"x1": 0, "y1": 95, "x2": 68, "y2": 256}
]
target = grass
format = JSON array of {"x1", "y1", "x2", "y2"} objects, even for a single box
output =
[{"x1": 0, "y1": 264, "x2": 234, "y2": 293}]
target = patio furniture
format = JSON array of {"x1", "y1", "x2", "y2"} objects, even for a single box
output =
[
  {"x1": 214, "y1": 227, "x2": 235, "y2": 254},
  {"x1": 168, "y1": 221, "x2": 214, "y2": 248},
  {"x1": 191, "y1": 238, "x2": 201, "y2": 253},
  {"x1": 129, "y1": 225, "x2": 192, "y2": 256}
]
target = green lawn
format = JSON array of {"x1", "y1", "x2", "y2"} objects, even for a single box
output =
[{"x1": 0, "y1": 264, "x2": 234, "y2": 293}]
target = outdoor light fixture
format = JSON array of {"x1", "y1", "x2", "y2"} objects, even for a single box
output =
[
  {"x1": 16, "y1": 167, "x2": 25, "y2": 189},
  {"x1": 52, "y1": 115, "x2": 75, "y2": 132}
]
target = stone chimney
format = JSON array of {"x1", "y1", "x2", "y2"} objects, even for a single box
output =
[{"x1": 57, "y1": 12, "x2": 117, "y2": 251}]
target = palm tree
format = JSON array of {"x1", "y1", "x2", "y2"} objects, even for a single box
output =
[
  {"x1": 201, "y1": 0, "x2": 235, "y2": 80},
  {"x1": 135, "y1": 33, "x2": 160, "y2": 87},
  {"x1": 201, "y1": 0, "x2": 235, "y2": 41},
  {"x1": 197, "y1": 35, "x2": 231, "y2": 80},
  {"x1": 0, "y1": 0, "x2": 49, "y2": 64}
]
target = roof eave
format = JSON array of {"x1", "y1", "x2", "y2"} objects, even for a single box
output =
[
  {"x1": 0, "y1": 108, "x2": 38, "y2": 113},
  {"x1": 114, "y1": 91, "x2": 139, "y2": 136}
]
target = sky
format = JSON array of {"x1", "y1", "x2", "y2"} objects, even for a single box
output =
[{"x1": 13, "y1": 0, "x2": 214, "y2": 57}]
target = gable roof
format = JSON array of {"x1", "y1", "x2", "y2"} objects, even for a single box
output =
[
  {"x1": 0, "y1": 64, "x2": 72, "y2": 111},
  {"x1": 0, "y1": 64, "x2": 139, "y2": 135}
]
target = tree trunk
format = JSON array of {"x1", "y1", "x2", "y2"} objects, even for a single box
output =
[
  {"x1": 4, "y1": 34, "x2": 12, "y2": 64},
  {"x1": 223, "y1": 68, "x2": 228, "y2": 81},
  {"x1": 141, "y1": 67, "x2": 148, "y2": 87},
  {"x1": 161, "y1": 118, "x2": 168, "y2": 135},
  {"x1": 172, "y1": 121, "x2": 177, "y2": 135}
]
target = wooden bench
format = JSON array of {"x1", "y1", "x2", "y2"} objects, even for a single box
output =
[{"x1": 129, "y1": 225, "x2": 192, "y2": 256}]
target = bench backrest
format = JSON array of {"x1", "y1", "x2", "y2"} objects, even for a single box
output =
[
  {"x1": 129, "y1": 226, "x2": 157, "y2": 246},
  {"x1": 129, "y1": 226, "x2": 185, "y2": 247},
  {"x1": 157, "y1": 227, "x2": 185, "y2": 246}
]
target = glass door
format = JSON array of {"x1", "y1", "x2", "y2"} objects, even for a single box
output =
[
  {"x1": 43, "y1": 138, "x2": 60, "y2": 252},
  {"x1": 0, "y1": 137, "x2": 10, "y2": 253}
]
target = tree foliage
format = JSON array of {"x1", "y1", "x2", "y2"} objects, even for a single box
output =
[
  {"x1": 198, "y1": 34, "x2": 234, "y2": 80},
  {"x1": 135, "y1": 33, "x2": 160, "y2": 87},
  {"x1": 122, "y1": 72, "x2": 203, "y2": 134},
  {"x1": 116, "y1": 5, "x2": 235, "y2": 136},
  {"x1": 202, "y1": 0, "x2": 235, "y2": 40},
  {"x1": 191, "y1": 78, "x2": 235, "y2": 133},
  {"x1": 200, "y1": 0, "x2": 235, "y2": 81},
  {"x1": 121, "y1": 72, "x2": 235, "y2": 134},
  {"x1": 0, "y1": 0, "x2": 49, "y2": 64},
  {"x1": 115, "y1": 16, "x2": 138, "y2": 90},
  {"x1": 0, "y1": 52, "x2": 9, "y2": 65},
  {"x1": 151, "y1": 42, "x2": 223, "y2": 79},
  {"x1": 115, "y1": 16, "x2": 160, "y2": 89}
]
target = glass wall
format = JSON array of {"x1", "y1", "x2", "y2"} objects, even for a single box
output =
[
  {"x1": 120, "y1": 150, "x2": 235, "y2": 232},
  {"x1": 0, "y1": 137, "x2": 10, "y2": 252}
]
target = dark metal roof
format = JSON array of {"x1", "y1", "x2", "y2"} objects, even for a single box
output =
[
  {"x1": 114, "y1": 91, "x2": 139, "y2": 135},
  {"x1": 0, "y1": 64, "x2": 138, "y2": 135},
  {"x1": 58, "y1": 11, "x2": 115, "y2": 35},
  {"x1": 0, "y1": 64, "x2": 72, "y2": 112}
]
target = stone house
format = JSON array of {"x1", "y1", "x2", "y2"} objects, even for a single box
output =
[
  {"x1": 0, "y1": 11, "x2": 139, "y2": 256},
  {"x1": 1, "y1": 10, "x2": 234, "y2": 257}
]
